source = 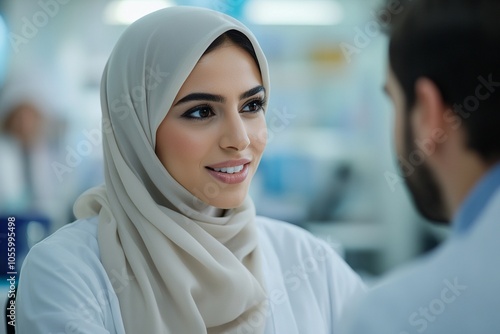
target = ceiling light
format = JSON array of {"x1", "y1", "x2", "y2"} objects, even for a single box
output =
[
  {"x1": 104, "y1": 0, "x2": 175, "y2": 25},
  {"x1": 244, "y1": 0, "x2": 343, "y2": 26}
]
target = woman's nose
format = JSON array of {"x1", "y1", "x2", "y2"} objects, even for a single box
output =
[{"x1": 219, "y1": 112, "x2": 250, "y2": 151}]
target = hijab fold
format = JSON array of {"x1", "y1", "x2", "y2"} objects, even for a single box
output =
[{"x1": 74, "y1": 7, "x2": 270, "y2": 333}]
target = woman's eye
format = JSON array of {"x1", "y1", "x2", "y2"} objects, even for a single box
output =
[
  {"x1": 241, "y1": 99, "x2": 265, "y2": 113},
  {"x1": 182, "y1": 106, "x2": 215, "y2": 120}
]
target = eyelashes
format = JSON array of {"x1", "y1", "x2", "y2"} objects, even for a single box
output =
[
  {"x1": 181, "y1": 105, "x2": 214, "y2": 120},
  {"x1": 241, "y1": 98, "x2": 267, "y2": 113},
  {"x1": 180, "y1": 97, "x2": 267, "y2": 121}
]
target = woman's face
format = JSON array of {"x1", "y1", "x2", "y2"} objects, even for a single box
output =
[{"x1": 156, "y1": 43, "x2": 267, "y2": 209}]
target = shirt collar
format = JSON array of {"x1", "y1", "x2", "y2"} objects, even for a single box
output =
[{"x1": 453, "y1": 162, "x2": 500, "y2": 234}]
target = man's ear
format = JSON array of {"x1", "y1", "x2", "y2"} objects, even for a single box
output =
[{"x1": 412, "y1": 77, "x2": 450, "y2": 151}]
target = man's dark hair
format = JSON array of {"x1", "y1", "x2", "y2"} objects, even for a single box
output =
[{"x1": 385, "y1": 0, "x2": 500, "y2": 162}]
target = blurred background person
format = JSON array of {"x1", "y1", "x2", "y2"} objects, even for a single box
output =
[
  {"x1": 0, "y1": 73, "x2": 70, "y2": 228},
  {"x1": 0, "y1": 72, "x2": 105, "y2": 293}
]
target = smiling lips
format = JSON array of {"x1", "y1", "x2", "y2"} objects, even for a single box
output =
[
  {"x1": 206, "y1": 159, "x2": 251, "y2": 184},
  {"x1": 212, "y1": 165, "x2": 244, "y2": 173}
]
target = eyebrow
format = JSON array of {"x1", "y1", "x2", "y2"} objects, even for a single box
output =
[
  {"x1": 240, "y1": 85, "x2": 265, "y2": 100},
  {"x1": 174, "y1": 85, "x2": 266, "y2": 106}
]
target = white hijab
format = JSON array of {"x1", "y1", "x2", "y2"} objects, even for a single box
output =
[{"x1": 74, "y1": 7, "x2": 270, "y2": 334}]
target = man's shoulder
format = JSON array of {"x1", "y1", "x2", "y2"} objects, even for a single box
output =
[
  {"x1": 339, "y1": 244, "x2": 469, "y2": 333},
  {"x1": 340, "y1": 208, "x2": 500, "y2": 334}
]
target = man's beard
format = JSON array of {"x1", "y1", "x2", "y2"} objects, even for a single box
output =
[{"x1": 399, "y1": 118, "x2": 449, "y2": 223}]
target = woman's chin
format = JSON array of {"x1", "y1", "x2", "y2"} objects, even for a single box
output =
[{"x1": 207, "y1": 192, "x2": 247, "y2": 210}]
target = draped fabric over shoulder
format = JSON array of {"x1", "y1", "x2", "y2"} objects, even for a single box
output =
[{"x1": 73, "y1": 7, "x2": 270, "y2": 334}]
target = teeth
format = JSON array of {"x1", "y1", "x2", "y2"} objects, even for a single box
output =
[{"x1": 213, "y1": 165, "x2": 244, "y2": 174}]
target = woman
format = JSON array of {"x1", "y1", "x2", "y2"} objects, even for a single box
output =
[{"x1": 16, "y1": 7, "x2": 364, "y2": 334}]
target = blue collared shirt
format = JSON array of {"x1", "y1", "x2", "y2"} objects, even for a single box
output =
[{"x1": 453, "y1": 162, "x2": 500, "y2": 234}]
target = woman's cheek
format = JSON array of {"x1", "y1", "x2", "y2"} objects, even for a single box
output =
[{"x1": 251, "y1": 116, "x2": 268, "y2": 153}]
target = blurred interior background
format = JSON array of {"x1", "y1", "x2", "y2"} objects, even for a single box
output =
[{"x1": 0, "y1": 0, "x2": 451, "y2": 293}]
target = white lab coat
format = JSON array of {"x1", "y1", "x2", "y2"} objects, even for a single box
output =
[
  {"x1": 16, "y1": 216, "x2": 364, "y2": 334},
  {"x1": 338, "y1": 188, "x2": 500, "y2": 334}
]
